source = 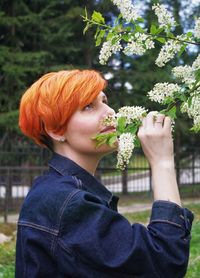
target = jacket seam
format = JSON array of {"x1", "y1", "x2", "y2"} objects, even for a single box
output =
[
  {"x1": 150, "y1": 219, "x2": 182, "y2": 229},
  {"x1": 18, "y1": 221, "x2": 59, "y2": 235},
  {"x1": 51, "y1": 188, "x2": 82, "y2": 255}
]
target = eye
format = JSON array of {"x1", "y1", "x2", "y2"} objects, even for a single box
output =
[
  {"x1": 103, "y1": 97, "x2": 108, "y2": 105},
  {"x1": 83, "y1": 103, "x2": 94, "y2": 111}
]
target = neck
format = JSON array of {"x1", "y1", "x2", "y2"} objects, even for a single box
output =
[{"x1": 54, "y1": 148, "x2": 102, "y2": 175}]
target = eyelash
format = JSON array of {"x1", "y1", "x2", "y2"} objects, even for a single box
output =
[
  {"x1": 83, "y1": 103, "x2": 94, "y2": 111},
  {"x1": 83, "y1": 99, "x2": 108, "y2": 111}
]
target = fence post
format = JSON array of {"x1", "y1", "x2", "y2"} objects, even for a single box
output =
[
  {"x1": 122, "y1": 168, "x2": 128, "y2": 194},
  {"x1": 4, "y1": 168, "x2": 12, "y2": 223},
  {"x1": 192, "y1": 150, "x2": 195, "y2": 185}
]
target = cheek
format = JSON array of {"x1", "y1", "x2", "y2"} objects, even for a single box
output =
[{"x1": 66, "y1": 116, "x2": 99, "y2": 144}]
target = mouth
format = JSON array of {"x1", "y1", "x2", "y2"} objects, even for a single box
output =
[{"x1": 100, "y1": 126, "x2": 116, "y2": 134}]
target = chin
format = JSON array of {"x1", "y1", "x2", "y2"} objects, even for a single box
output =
[{"x1": 97, "y1": 143, "x2": 117, "y2": 155}]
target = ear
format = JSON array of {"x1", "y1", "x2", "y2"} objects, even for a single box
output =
[{"x1": 46, "y1": 131, "x2": 65, "y2": 142}]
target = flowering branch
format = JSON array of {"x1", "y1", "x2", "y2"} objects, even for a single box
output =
[{"x1": 83, "y1": 1, "x2": 200, "y2": 170}]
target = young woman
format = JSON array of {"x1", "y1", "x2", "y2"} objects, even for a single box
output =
[{"x1": 16, "y1": 69, "x2": 193, "y2": 278}]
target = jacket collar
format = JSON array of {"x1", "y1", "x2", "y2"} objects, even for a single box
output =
[{"x1": 48, "y1": 152, "x2": 115, "y2": 204}]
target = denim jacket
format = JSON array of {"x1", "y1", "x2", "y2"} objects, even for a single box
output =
[{"x1": 15, "y1": 153, "x2": 194, "y2": 278}]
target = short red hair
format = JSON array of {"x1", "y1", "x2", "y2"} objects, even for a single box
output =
[{"x1": 19, "y1": 69, "x2": 107, "y2": 147}]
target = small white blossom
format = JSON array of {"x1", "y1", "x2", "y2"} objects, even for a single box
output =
[
  {"x1": 172, "y1": 65, "x2": 195, "y2": 86},
  {"x1": 156, "y1": 40, "x2": 180, "y2": 67},
  {"x1": 99, "y1": 39, "x2": 122, "y2": 65},
  {"x1": 101, "y1": 114, "x2": 117, "y2": 127},
  {"x1": 116, "y1": 106, "x2": 147, "y2": 124},
  {"x1": 124, "y1": 41, "x2": 146, "y2": 56},
  {"x1": 152, "y1": 4, "x2": 176, "y2": 29},
  {"x1": 112, "y1": 0, "x2": 140, "y2": 23},
  {"x1": 155, "y1": 35, "x2": 188, "y2": 67},
  {"x1": 124, "y1": 33, "x2": 155, "y2": 56},
  {"x1": 192, "y1": 53, "x2": 200, "y2": 70},
  {"x1": 181, "y1": 94, "x2": 200, "y2": 131},
  {"x1": 194, "y1": 115, "x2": 200, "y2": 130},
  {"x1": 194, "y1": 17, "x2": 200, "y2": 39},
  {"x1": 117, "y1": 133, "x2": 135, "y2": 170},
  {"x1": 147, "y1": 83, "x2": 181, "y2": 104}
]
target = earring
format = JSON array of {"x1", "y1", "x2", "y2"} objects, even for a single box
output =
[{"x1": 59, "y1": 137, "x2": 65, "y2": 142}]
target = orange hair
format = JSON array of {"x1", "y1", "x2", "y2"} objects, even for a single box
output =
[{"x1": 19, "y1": 69, "x2": 107, "y2": 147}]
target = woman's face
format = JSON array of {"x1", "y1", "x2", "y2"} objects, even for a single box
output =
[{"x1": 63, "y1": 92, "x2": 117, "y2": 156}]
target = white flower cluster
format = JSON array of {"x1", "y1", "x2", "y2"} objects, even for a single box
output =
[
  {"x1": 152, "y1": 4, "x2": 176, "y2": 29},
  {"x1": 116, "y1": 106, "x2": 147, "y2": 124},
  {"x1": 192, "y1": 53, "x2": 200, "y2": 70},
  {"x1": 101, "y1": 114, "x2": 117, "y2": 127},
  {"x1": 112, "y1": 0, "x2": 140, "y2": 23},
  {"x1": 155, "y1": 35, "x2": 188, "y2": 67},
  {"x1": 172, "y1": 53, "x2": 200, "y2": 87},
  {"x1": 147, "y1": 82, "x2": 181, "y2": 104},
  {"x1": 172, "y1": 65, "x2": 195, "y2": 86},
  {"x1": 99, "y1": 39, "x2": 122, "y2": 65},
  {"x1": 117, "y1": 133, "x2": 135, "y2": 170},
  {"x1": 124, "y1": 33, "x2": 155, "y2": 56},
  {"x1": 194, "y1": 17, "x2": 200, "y2": 39},
  {"x1": 181, "y1": 94, "x2": 200, "y2": 130}
]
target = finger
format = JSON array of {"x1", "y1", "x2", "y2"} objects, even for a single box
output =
[
  {"x1": 146, "y1": 111, "x2": 158, "y2": 127},
  {"x1": 163, "y1": 116, "x2": 172, "y2": 131},
  {"x1": 141, "y1": 116, "x2": 146, "y2": 129},
  {"x1": 154, "y1": 114, "x2": 165, "y2": 128}
]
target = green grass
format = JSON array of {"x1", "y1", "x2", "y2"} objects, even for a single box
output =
[
  {"x1": 0, "y1": 203, "x2": 199, "y2": 277},
  {"x1": 0, "y1": 224, "x2": 16, "y2": 278},
  {"x1": 117, "y1": 184, "x2": 200, "y2": 207}
]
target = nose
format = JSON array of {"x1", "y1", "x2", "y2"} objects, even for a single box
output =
[{"x1": 106, "y1": 105, "x2": 115, "y2": 117}]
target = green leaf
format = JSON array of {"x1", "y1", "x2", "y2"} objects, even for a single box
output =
[
  {"x1": 150, "y1": 24, "x2": 157, "y2": 35},
  {"x1": 165, "y1": 106, "x2": 177, "y2": 119},
  {"x1": 108, "y1": 135, "x2": 117, "y2": 146},
  {"x1": 188, "y1": 96, "x2": 193, "y2": 107},
  {"x1": 107, "y1": 32, "x2": 115, "y2": 40},
  {"x1": 156, "y1": 27, "x2": 164, "y2": 34},
  {"x1": 117, "y1": 117, "x2": 126, "y2": 133},
  {"x1": 92, "y1": 11, "x2": 105, "y2": 24},
  {"x1": 122, "y1": 34, "x2": 130, "y2": 42},
  {"x1": 111, "y1": 36, "x2": 119, "y2": 45},
  {"x1": 190, "y1": 125, "x2": 200, "y2": 133},
  {"x1": 83, "y1": 22, "x2": 90, "y2": 35},
  {"x1": 136, "y1": 17, "x2": 144, "y2": 23},
  {"x1": 125, "y1": 124, "x2": 138, "y2": 134},
  {"x1": 84, "y1": 7, "x2": 88, "y2": 19},
  {"x1": 134, "y1": 138, "x2": 141, "y2": 148},
  {"x1": 195, "y1": 69, "x2": 200, "y2": 83},
  {"x1": 177, "y1": 92, "x2": 187, "y2": 102},
  {"x1": 186, "y1": 31, "x2": 193, "y2": 38},
  {"x1": 95, "y1": 29, "x2": 105, "y2": 46},
  {"x1": 167, "y1": 32, "x2": 175, "y2": 38},
  {"x1": 94, "y1": 27, "x2": 100, "y2": 39},
  {"x1": 155, "y1": 37, "x2": 166, "y2": 43},
  {"x1": 96, "y1": 36, "x2": 102, "y2": 46},
  {"x1": 178, "y1": 45, "x2": 186, "y2": 57},
  {"x1": 135, "y1": 25, "x2": 144, "y2": 33}
]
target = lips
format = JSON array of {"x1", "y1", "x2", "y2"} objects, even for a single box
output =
[{"x1": 100, "y1": 126, "x2": 116, "y2": 134}]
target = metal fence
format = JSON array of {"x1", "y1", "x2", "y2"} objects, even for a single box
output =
[{"x1": 0, "y1": 142, "x2": 200, "y2": 222}]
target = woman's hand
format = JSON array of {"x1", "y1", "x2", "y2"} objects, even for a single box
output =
[
  {"x1": 138, "y1": 112, "x2": 174, "y2": 169},
  {"x1": 138, "y1": 112, "x2": 181, "y2": 206}
]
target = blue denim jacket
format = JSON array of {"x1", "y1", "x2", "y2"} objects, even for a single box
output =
[{"x1": 15, "y1": 153, "x2": 194, "y2": 278}]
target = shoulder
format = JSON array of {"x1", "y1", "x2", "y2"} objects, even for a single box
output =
[{"x1": 18, "y1": 172, "x2": 81, "y2": 228}]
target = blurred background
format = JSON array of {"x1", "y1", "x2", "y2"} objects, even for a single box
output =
[
  {"x1": 0, "y1": 0, "x2": 200, "y2": 277},
  {"x1": 1, "y1": 0, "x2": 200, "y2": 206}
]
